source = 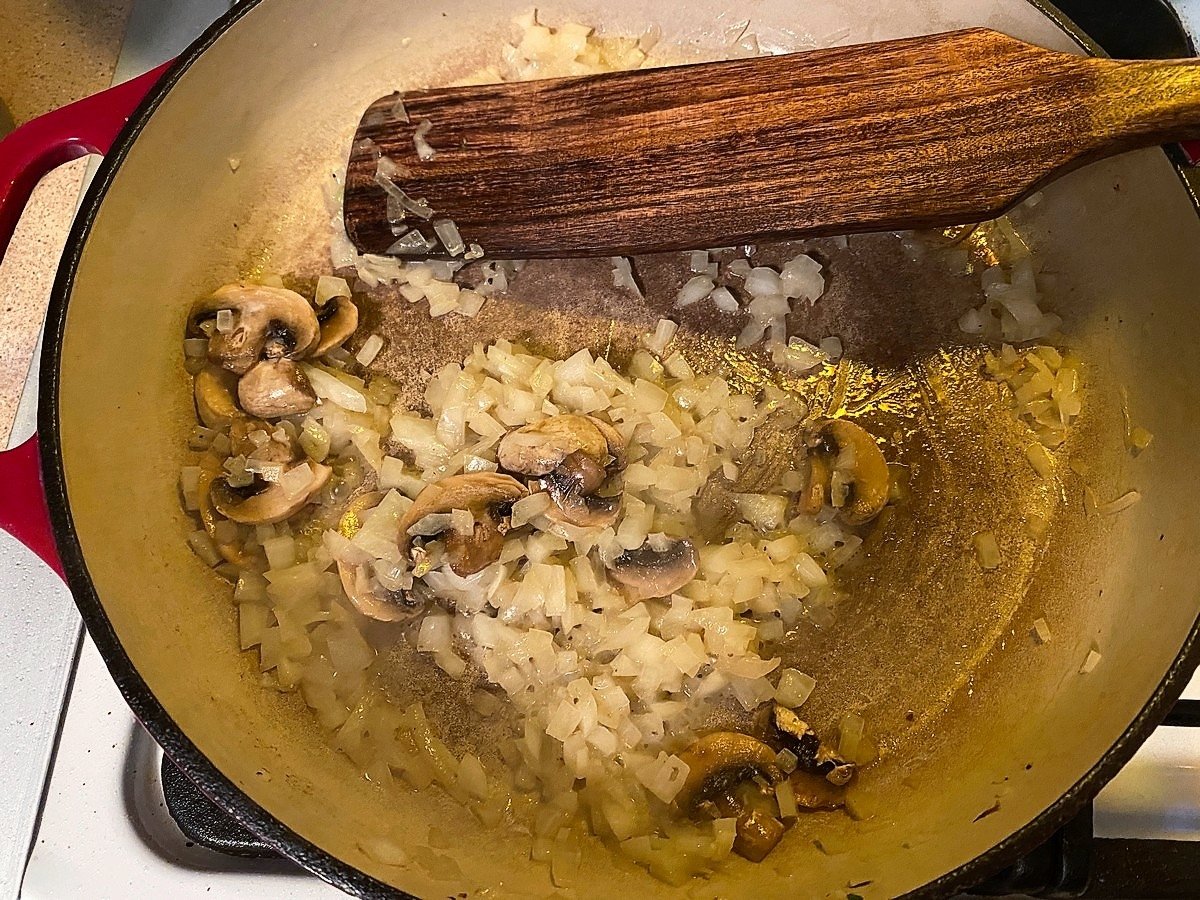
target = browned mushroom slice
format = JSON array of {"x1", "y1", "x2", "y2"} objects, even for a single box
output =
[
  {"x1": 675, "y1": 732, "x2": 783, "y2": 818},
  {"x1": 209, "y1": 461, "x2": 332, "y2": 525},
  {"x1": 337, "y1": 560, "x2": 424, "y2": 623},
  {"x1": 398, "y1": 473, "x2": 527, "y2": 577},
  {"x1": 543, "y1": 453, "x2": 621, "y2": 528},
  {"x1": 585, "y1": 415, "x2": 628, "y2": 470},
  {"x1": 803, "y1": 418, "x2": 890, "y2": 524},
  {"x1": 195, "y1": 463, "x2": 256, "y2": 566},
  {"x1": 189, "y1": 283, "x2": 321, "y2": 375},
  {"x1": 497, "y1": 414, "x2": 610, "y2": 477},
  {"x1": 675, "y1": 732, "x2": 787, "y2": 863},
  {"x1": 314, "y1": 295, "x2": 359, "y2": 355},
  {"x1": 238, "y1": 358, "x2": 317, "y2": 419},
  {"x1": 193, "y1": 365, "x2": 242, "y2": 428},
  {"x1": 606, "y1": 536, "x2": 697, "y2": 600}
]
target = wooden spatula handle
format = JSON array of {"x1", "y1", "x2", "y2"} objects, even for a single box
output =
[
  {"x1": 344, "y1": 29, "x2": 1200, "y2": 259},
  {"x1": 1092, "y1": 58, "x2": 1200, "y2": 148}
]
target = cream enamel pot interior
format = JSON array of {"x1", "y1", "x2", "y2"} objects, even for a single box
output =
[{"x1": 26, "y1": 0, "x2": 1200, "y2": 896}]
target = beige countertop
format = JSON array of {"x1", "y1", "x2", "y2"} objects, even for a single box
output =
[{"x1": 0, "y1": 0, "x2": 133, "y2": 445}]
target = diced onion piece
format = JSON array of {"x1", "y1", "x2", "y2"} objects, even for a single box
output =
[
  {"x1": 302, "y1": 365, "x2": 368, "y2": 412},
  {"x1": 838, "y1": 713, "x2": 865, "y2": 760},
  {"x1": 819, "y1": 336, "x2": 843, "y2": 359},
  {"x1": 776, "y1": 748, "x2": 798, "y2": 774},
  {"x1": 315, "y1": 275, "x2": 351, "y2": 307},
  {"x1": 387, "y1": 230, "x2": 438, "y2": 255},
  {"x1": 215, "y1": 308, "x2": 234, "y2": 334},
  {"x1": 641, "y1": 318, "x2": 678, "y2": 357},
  {"x1": 187, "y1": 530, "x2": 222, "y2": 567},
  {"x1": 413, "y1": 119, "x2": 437, "y2": 160},
  {"x1": 512, "y1": 492, "x2": 553, "y2": 528},
  {"x1": 183, "y1": 337, "x2": 209, "y2": 359},
  {"x1": 780, "y1": 253, "x2": 825, "y2": 302},
  {"x1": 1096, "y1": 490, "x2": 1141, "y2": 516},
  {"x1": 775, "y1": 668, "x2": 816, "y2": 708},
  {"x1": 709, "y1": 286, "x2": 739, "y2": 312},
  {"x1": 356, "y1": 334, "x2": 385, "y2": 366},
  {"x1": 1080, "y1": 648, "x2": 1102, "y2": 674},
  {"x1": 674, "y1": 275, "x2": 714, "y2": 308},
  {"x1": 1128, "y1": 426, "x2": 1154, "y2": 452},
  {"x1": 1025, "y1": 443, "x2": 1054, "y2": 479},
  {"x1": 1032, "y1": 617, "x2": 1052, "y2": 644},
  {"x1": 775, "y1": 779, "x2": 798, "y2": 819},
  {"x1": 433, "y1": 219, "x2": 465, "y2": 256},
  {"x1": 973, "y1": 531, "x2": 1002, "y2": 570}
]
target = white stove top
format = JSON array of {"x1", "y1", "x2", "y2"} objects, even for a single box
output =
[{"x1": 7, "y1": 1, "x2": 1200, "y2": 897}]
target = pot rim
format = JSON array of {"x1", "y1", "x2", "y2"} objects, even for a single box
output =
[{"x1": 33, "y1": 2, "x2": 1200, "y2": 897}]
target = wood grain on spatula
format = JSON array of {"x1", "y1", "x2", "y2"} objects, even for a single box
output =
[{"x1": 344, "y1": 27, "x2": 1200, "y2": 259}]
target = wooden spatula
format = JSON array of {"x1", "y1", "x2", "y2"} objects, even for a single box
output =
[{"x1": 343, "y1": 27, "x2": 1200, "y2": 260}]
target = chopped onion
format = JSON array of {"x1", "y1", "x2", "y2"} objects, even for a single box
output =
[
  {"x1": 302, "y1": 365, "x2": 369, "y2": 412},
  {"x1": 1080, "y1": 648, "x2": 1102, "y2": 674},
  {"x1": 387, "y1": 230, "x2": 438, "y2": 255},
  {"x1": 434, "y1": 219, "x2": 465, "y2": 256},
  {"x1": 641, "y1": 319, "x2": 678, "y2": 357},
  {"x1": 819, "y1": 336, "x2": 843, "y2": 359},
  {"x1": 1095, "y1": 490, "x2": 1141, "y2": 516},
  {"x1": 356, "y1": 335, "x2": 385, "y2": 367},
  {"x1": 674, "y1": 276, "x2": 714, "y2": 308},
  {"x1": 611, "y1": 257, "x2": 642, "y2": 297},
  {"x1": 973, "y1": 531, "x2": 1002, "y2": 570},
  {"x1": 413, "y1": 119, "x2": 437, "y2": 160},
  {"x1": 1025, "y1": 443, "x2": 1054, "y2": 479},
  {"x1": 775, "y1": 668, "x2": 816, "y2": 708},
  {"x1": 775, "y1": 779, "x2": 798, "y2": 819},
  {"x1": 316, "y1": 275, "x2": 351, "y2": 307},
  {"x1": 1032, "y1": 617, "x2": 1053, "y2": 645},
  {"x1": 709, "y1": 286, "x2": 738, "y2": 312}
]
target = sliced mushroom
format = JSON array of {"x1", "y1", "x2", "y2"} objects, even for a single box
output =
[
  {"x1": 498, "y1": 414, "x2": 628, "y2": 527},
  {"x1": 676, "y1": 732, "x2": 786, "y2": 861},
  {"x1": 190, "y1": 283, "x2": 321, "y2": 375},
  {"x1": 585, "y1": 415, "x2": 627, "y2": 470},
  {"x1": 194, "y1": 365, "x2": 242, "y2": 428},
  {"x1": 195, "y1": 463, "x2": 256, "y2": 566},
  {"x1": 544, "y1": 452, "x2": 621, "y2": 528},
  {"x1": 676, "y1": 732, "x2": 783, "y2": 817},
  {"x1": 238, "y1": 358, "x2": 317, "y2": 419},
  {"x1": 398, "y1": 473, "x2": 527, "y2": 576},
  {"x1": 803, "y1": 418, "x2": 890, "y2": 524},
  {"x1": 314, "y1": 295, "x2": 359, "y2": 355},
  {"x1": 798, "y1": 453, "x2": 830, "y2": 516},
  {"x1": 497, "y1": 414, "x2": 611, "y2": 477},
  {"x1": 209, "y1": 461, "x2": 332, "y2": 524},
  {"x1": 606, "y1": 536, "x2": 697, "y2": 600},
  {"x1": 337, "y1": 560, "x2": 425, "y2": 623}
]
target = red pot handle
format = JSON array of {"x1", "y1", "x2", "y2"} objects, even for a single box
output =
[{"x1": 0, "y1": 61, "x2": 170, "y2": 577}]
